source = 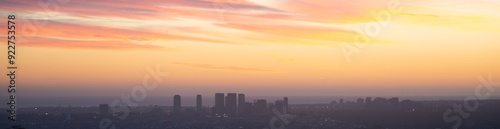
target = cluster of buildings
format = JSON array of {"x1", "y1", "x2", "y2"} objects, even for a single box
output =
[
  {"x1": 98, "y1": 93, "x2": 290, "y2": 118},
  {"x1": 331, "y1": 97, "x2": 398, "y2": 105},
  {"x1": 5, "y1": 97, "x2": 500, "y2": 128},
  {"x1": 173, "y1": 93, "x2": 289, "y2": 117}
]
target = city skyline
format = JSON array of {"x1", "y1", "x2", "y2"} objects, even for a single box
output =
[
  {"x1": 0, "y1": 0, "x2": 499, "y2": 98},
  {"x1": 9, "y1": 92, "x2": 470, "y2": 108},
  {"x1": 6, "y1": 95, "x2": 500, "y2": 128},
  {"x1": 38, "y1": 93, "x2": 498, "y2": 107},
  {"x1": 3, "y1": 91, "x2": 500, "y2": 128},
  {"x1": 4, "y1": 91, "x2": 500, "y2": 108}
]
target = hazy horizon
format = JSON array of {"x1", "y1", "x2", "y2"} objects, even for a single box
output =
[{"x1": 3, "y1": 95, "x2": 500, "y2": 108}]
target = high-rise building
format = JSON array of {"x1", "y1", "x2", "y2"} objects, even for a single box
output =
[
  {"x1": 214, "y1": 93, "x2": 225, "y2": 115},
  {"x1": 226, "y1": 93, "x2": 237, "y2": 115},
  {"x1": 374, "y1": 97, "x2": 387, "y2": 103},
  {"x1": 196, "y1": 94, "x2": 202, "y2": 112},
  {"x1": 238, "y1": 93, "x2": 245, "y2": 114},
  {"x1": 373, "y1": 97, "x2": 388, "y2": 107},
  {"x1": 389, "y1": 97, "x2": 399, "y2": 103},
  {"x1": 174, "y1": 95, "x2": 181, "y2": 112},
  {"x1": 389, "y1": 97, "x2": 399, "y2": 107},
  {"x1": 339, "y1": 98, "x2": 344, "y2": 104},
  {"x1": 99, "y1": 104, "x2": 109, "y2": 116},
  {"x1": 283, "y1": 97, "x2": 288, "y2": 114}
]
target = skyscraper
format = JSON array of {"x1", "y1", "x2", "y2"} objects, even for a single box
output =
[
  {"x1": 366, "y1": 97, "x2": 372, "y2": 104},
  {"x1": 374, "y1": 97, "x2": 388, "y2": 108},
  {"x1": 389, "y1": 97, "x2": 399, "y2": 103},
  {"x1": 214, "y1": 93, "x2": 225, "y2": 115},
  {"x1": 238, "y1": 93, "x2": 245, "y2": 114},
  {"x1": 196, "y1": 94, "x2": 202, "y2": 112},
  {"x1": 174, "y1": 95, "x2": 181, "y2": 113},
  {"x1": 389, "y1": 97, "x2": 399, "y2": 108},
  {"x1": 226, "y1": 93, "x2": 237, "y2": 115},
  {"x1": 283, "y1": 97, "x2": 288, "y2": 114},
  {"x1": 340, "y1": 98, "x2": 344, "y2": 104}
]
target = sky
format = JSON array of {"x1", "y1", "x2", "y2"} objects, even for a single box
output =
[{"x1": 0, "y1": 0, "x2": 499, "y2": 99}]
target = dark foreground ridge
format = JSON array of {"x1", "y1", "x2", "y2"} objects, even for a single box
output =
[{"x1": 2, "y1": 94, "x2": 500, "y2": 129}]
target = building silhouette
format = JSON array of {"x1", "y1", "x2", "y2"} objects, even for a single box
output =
[
  {"x1": 238, "y1": 93, "x2": 245, "y2": 114},
  {"x1": 389, "y1": 97, "x2": 399, "y2": 108},
  {"x1": 374, "y1": 97, "x2": 388, "y2": 104},
  {"x1": 196, "y1": 94, "x2": 202, "y2": 112},
  {"x1": 373, "y1": 97, "x2": 388, "y2": 109},
  {"x1": 173, "y1": 95, "x2": 181, "y2": 113},
  {"x1": 226, "y1": 93, "x2": 237, "y2": 115},
  {"x1": 214, "y1": 93, "x2": 225, "y2": 115},
  {"x1": 284, "y1": 97, "x2": 289, "y2": 114}
]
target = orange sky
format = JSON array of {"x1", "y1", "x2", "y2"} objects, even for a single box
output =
[{"x1": 1, "y1": 0, "x2": 499, "y2": 97}]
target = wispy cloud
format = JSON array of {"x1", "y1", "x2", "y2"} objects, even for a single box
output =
[
  {"x1": 14, "y1": 20, "x2": 233, "y2": 49},
  {"x1": 1, "y1": 0, "x2": 499, "y2": 50},
  {"x1": 173, "y1": 62, "x2": 280, "y2": 72},
  {"x1": 21, "y1": 36, "x2": 166, "y2": 50}
]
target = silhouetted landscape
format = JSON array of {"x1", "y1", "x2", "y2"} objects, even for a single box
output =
[{"x1": 2, "y1": 93, "x2": 500, "y2": 129}]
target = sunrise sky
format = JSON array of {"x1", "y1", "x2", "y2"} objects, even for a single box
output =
[{"x1": 1, "y1": 0, "x2": 499, "y2": 98}]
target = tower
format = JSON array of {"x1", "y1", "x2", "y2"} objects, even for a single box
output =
[
  {"x1": 173, "y1": 95, "x2": 181, "y2": 112},
  {"x1": 226, "y1": 93, "x2": 237, "y2": 115},
  {"x1": 283, "y1": 97, "x2": 288, "y2": 114},
  {"x1": 214, "y1": 93, "x2": 225, "y2": 115},
  {"x1": 196, "y1": 94, "x2": 202, "y2": 112},
  {"x1": 238, "y1": 93, "x2": 245, "y2": 114}
]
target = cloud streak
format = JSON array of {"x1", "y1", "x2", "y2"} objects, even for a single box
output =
[
  {"x1": 173, "y1": 62, "x2": 280, "y2": 72},
  {"x1": 20, "y1": 36, "x2": 166, "y2": 50},
  {"x1": 1, "y1": 0, "x2": 499, "y2": 50}
]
